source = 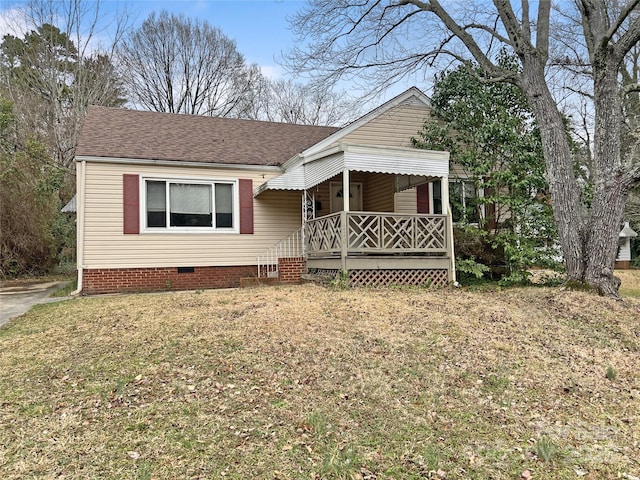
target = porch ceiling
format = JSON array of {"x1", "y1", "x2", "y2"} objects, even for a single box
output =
[{"x1": 254, "y1": 143, "x2": 449, "y2": 196}]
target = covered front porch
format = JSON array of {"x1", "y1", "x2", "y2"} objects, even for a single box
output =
[
  {"x1": 256, "y1": 143, "x2": 456, "y2": 287},
  {"x1": 305, "y1": 210, "x2": 451, "y2": 285}
]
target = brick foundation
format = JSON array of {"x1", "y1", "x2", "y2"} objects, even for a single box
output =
[
  {"x1": 615, "y1": 260, "x2": 631, "y2": 270},
  {"x1": 277, "y1": 257, "x2": 305, "y2": 284},
  {"x1": 82, "y1": 265, "x2": 259, "y2": 295}
]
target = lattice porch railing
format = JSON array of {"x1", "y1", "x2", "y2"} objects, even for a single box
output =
[{"x1": 305, "y1": 212, "x2": 448, "y2": 258}]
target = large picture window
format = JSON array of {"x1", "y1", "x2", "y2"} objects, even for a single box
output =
[{"x1": 144, "y1": 179, "x2": 236, "y2": 230}]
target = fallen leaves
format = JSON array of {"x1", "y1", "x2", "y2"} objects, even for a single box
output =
[{"x1": 0, "y1": 282, "x2": 639, "y2": 479}]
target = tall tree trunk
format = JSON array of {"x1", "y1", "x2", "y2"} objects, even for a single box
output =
[
  {"x1": 519, "y1": 56, "x2": 587, "y2": 282},
  {"x1": 584, "y1": 58, "x2": 629, "y2": 296}
]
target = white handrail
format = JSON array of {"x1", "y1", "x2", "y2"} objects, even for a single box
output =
[{"x1": 257, "y1": 228, "x2": 304, "y2": 278}]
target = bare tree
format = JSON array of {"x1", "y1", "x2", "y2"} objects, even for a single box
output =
[
  {"x1": 118, "y1": 11, "x2": 264, "y2": 118},
  {"x1": 0, "y1": 0, "x2": 128, "y2": 275},
  {"x1": 286, "y1": 0, "x2": 640, "y2": 297},
  {"x1": 1, "y1": 1, "x2": 129, "y2": 171},
  {"x1": 259, "y1": 79, "x2": 358, "y2": 126}
]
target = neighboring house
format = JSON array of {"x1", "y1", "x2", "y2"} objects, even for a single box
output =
[
  {"x1": 61, "y1": 195, "x2": 76, "y2": 213},
  {"x1": 75, "y1": 87, "x2": 455, "y2": 294},
  {"x1": 616, "y1": 222, "x2": 638, "y2": 269}
]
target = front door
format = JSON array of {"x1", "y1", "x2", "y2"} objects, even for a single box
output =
[{"x1": 330, "y1": 182, "x2": 363, "y2": 212}]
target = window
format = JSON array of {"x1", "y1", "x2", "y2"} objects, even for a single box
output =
[
  {"x1": 144, "y1": 179, "x2": 236, "y2": 231},
  {"x1": 449, "y1": 181, "x2": 481, "y2": 224},
  {"x1": 431, "y1": 180, "x2": 482, "y2": 223}
]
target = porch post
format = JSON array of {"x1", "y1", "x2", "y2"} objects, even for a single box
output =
[
  {"x1": 301, "y1": 191, "x2": 307, "y2": 257},
  {"x1": 342, "y1": 169, "x2": 350, "y2": 212},
  {"x1": 440, "y1": 176, "x2": 449, "y2": 216},
  {"x1": 441, "y1": 176, "x2": 456, "y2": 283},
  {"x1": 341, "y1": 169, "x2": 350, "y2": 272},
  {"x1": 341, "y1": 211, "x2": 348, "y2": 272}
]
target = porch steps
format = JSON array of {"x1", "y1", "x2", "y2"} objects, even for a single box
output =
[{"x1": 257, "y1": 228, "x2": 304, "y2": 279}]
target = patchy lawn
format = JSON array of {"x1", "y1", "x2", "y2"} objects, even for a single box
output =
[{"x1": 1, "y1": 276, "x2": 639, "y2": 479}]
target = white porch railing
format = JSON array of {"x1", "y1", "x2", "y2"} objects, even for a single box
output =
[
  {"x1": 257, "y1": 212, "x2": 452, "y2": 281},
  {"x1": 306, "y1": 212, "x2": 448, "y2": 257},
  {"x1": 257, "y1": 228, "x2": 304, "y2": 278}
]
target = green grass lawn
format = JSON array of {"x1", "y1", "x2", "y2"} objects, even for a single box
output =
[{"x1": 1, "y1": 275, "x2": 639, "y2": 479}]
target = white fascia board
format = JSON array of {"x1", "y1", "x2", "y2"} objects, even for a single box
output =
[
  {"x1": 300, "y1": 144, "x2": 344, "y2": 164},
  {"x1": 299, "y1": 87, "x2": 431, "y2": 158},
  {"x1": 75, "y1": 155, "x2": 283, "y2": 172},
  {"x1": 281, "y1": 153, "x2": 303, "y2": 171},
  {"x1": 342, "y1": 143, "x2": 448, "y2": 162}
]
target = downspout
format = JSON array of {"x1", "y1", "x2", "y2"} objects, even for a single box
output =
[{"x1": 71, "y1": 158, "x2": 86, "y2": 295}]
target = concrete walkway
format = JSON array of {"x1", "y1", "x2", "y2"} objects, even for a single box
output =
[{"x1": 0, "y1": 281, "x2": 72, "y2": 328}]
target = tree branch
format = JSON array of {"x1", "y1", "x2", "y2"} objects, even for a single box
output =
[
  {"x1": 623, "y1": 82, "x2": 640, "y2": 95},
  {"x1": 398, "y1": 0, "x2": 517, "y2": 82},
  {"x1": 535, "y1": 0, "x2": 550, "y2": 62},
  {"x1": 522, "y1": 0, "x2": 531, "y2": 42},
  {"x1": 605, "y1": 0, "x2": 640, "y2": 45},
  {"x1": 462, "y1": 23, "x2": 511, "y2": 45},
  {"x1": 613, "y1": 13, "x2": 640, "y2": 61},
  {"x1": 492, "y1": 0, "x2": 529, "y2": 53}
]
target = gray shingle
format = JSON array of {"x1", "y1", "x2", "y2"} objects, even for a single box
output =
[{"x1": 76, "y1": 106, "x2": 339, "y2": 167}]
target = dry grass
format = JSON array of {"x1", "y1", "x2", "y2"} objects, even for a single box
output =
[
  {"x1": 1, "y1": 274, "x2": 639, "y2": 479},
  {"x1": 618, "y1": 269, "x2": 640, "y2": 297}
]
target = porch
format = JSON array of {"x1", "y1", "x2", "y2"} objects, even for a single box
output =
[
  {"x1": 255, "y1": 143, "x2": 456, "y2": 287},
  {"x1": 257, "y1": 210, "x2": 454, "y2": 287},
  {"x1": 305, "y1": 210, "x2": 452, "y2": 287}
]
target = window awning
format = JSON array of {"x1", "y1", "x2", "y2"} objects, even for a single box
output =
[{"x1": 255, "y1": 143, "x2": 449, "y2": 196}]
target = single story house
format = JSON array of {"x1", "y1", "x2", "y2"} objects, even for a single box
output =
[{"x1": 74, "y1": 87, "x2": 456, "y2": 294}]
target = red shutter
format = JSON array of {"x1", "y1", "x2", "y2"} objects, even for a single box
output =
[
  {"x1": 416, "y1": 183, "x2": 430, "y2": 214},
  {"x1": 239, "y1": 179, "x2": 254, "y2": 234},
  {"x1": 123, "y1": 174, "x2": 140, "y2": 234}
]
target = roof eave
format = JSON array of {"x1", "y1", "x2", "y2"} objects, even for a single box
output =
[{"x1": 75, "y1": 155, "x2": 284, "y2": 172}]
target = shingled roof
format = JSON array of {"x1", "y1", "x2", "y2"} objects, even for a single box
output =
[{"x1": 76, "y1": 106, "x2": 340, "y2": 167}]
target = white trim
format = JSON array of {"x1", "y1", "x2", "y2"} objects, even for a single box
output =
[
  {"x1": 140, "y1": 176, "x2": 239, "y2": 234},
  {"x1": 429, "y1": 183, "x2": 435, "y2": 215},
  {"x1": 76, "y1": 155, "x2": 282, "y2": 172},
  {"x1": 441, "y1": 178, "x2": 449, "y2": 216}
]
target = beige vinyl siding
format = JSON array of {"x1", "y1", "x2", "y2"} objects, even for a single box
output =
[
  {"x1": 363, "y1": 173, "x2": 394, "y2": 212},
  {"x1": 310, "y1": 172, "x2": 395, "y2": 214},
  {"x1": 309, "y1": 180, "x2": 331, "y2": 216},
  {"x1": 80, "y1": 161, "x2": 302, "y2": 269},
  {"x1": 338, "y1": 103, "x2": 432, "y2": 148},
  {"x1": 394, "y1": 188, "x2": 418, "y2": 214},
  {"x1": 450, "y1": 162, "x2": 470, "y2": 178}
]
